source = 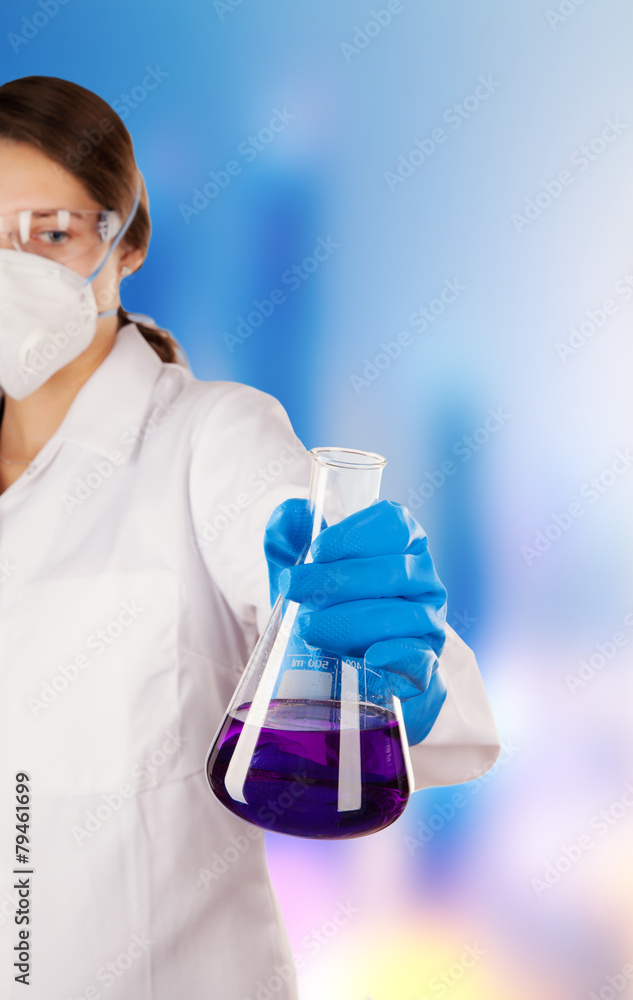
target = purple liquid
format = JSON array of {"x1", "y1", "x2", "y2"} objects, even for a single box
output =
[{"x1": 207, "y1": 699, "x2": 410, "y2": 839}]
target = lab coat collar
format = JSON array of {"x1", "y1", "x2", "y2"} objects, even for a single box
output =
[
  {"x1": 59, "y1": 322, "x2": 167, "y2": 463},
  {"x1": 0, "y1": 323, "x2": 168, "y2": 467}
]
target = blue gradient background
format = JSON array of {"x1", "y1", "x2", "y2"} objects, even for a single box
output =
[{"x1": 3, "y1": 1, "x2": 633, "y2": 997}]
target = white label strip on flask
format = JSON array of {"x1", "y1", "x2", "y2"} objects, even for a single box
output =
[
  {"x1": 225, "y1": 499, "x2": 323, "y2": 804},
  {"x1": 337, "y1": 658, "x2": 362, "y2": 812},
  {"x1": 224, "y1": 600, "x2": 300, "y2": 804},
  {"x1": 391, "y1": 693, "x2": 415, "y2": 795}
]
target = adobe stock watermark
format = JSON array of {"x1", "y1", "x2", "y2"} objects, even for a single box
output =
[
  {"x1": 179, "y1": 107, "x2": 296, "y2": 223},
  {"x1": 531, "y1": 781, "x2": 633, "y2": 898},
  {"x1": 26, "y1": 599, "x2": 146, "y2": 715},
  {"x1": 10, "y1": 268, "x2": 131, "y2": 388},
  {"x1": 521, "y1": 449, "x2": 633, "y2": 566},
  {"x1": 194, "y1": 774, "x2": 310, "y2": 892},
  {"x1": 241, "y1": 900, "x2": 360, "y2": 1000},
  {"x1": 213, "y1": 0, "x2": 248, "y2": 20},
  {"x1": 405, "y1": 407, "x2": 510, "y2": 512},
  {"x1": 565, "y1": 609, "x2": 633, "y2": 695},
  {"x1": 62, "y1": 455, "x2": 130, "y2": 513},
  {"x1": 279, "y1": 561, "x2": 351, "y2": 616},
  {"x1": 71, "y1": 730, "x2": 188, "y2": 847},
  {"x1": 448, "y1": 608, "x2": 478, "y2": 639},
  {"x1": 384, "y1": 75, "x2": 501, "y2": 191},
  {"x1": 196, "y1": 778, "x2": 310, "y2": 889},
  {"x1": 414, "y1": 943, "x2": 486, "y2": 1000},
  {"x1": 119, "y1": 396, "x2": 180, "y2": 450},
  {"x1": 0, "y1": 556, "x2": 16, "y2": 584},
  {"x1": 404, "y1": 739, "x2": 520, "y2": 855},
  {"x1": 49, "y1": 66, "x2": 168, "y2": 178},
  {"x1": 109, "y1": 64, "x2": 169, "y2": 122},
  {"x1": 546, "y1": 0, "x2": 591, "y2": 31},
  {"x1": 293, "y1": 899, "x2": 359, "y2": 963},
  {"x1": 69, "y1": 930, "x2": 153, "y2": 998},
  {"x1": 62, "y1": 398, "x2": 178, "y2": 513},
  {"x1": 589, "y1": 961, "x2": 633, "y2": 1000},
  {"x1": 196, "y1": 776, "x2": 313, "y2": 892},
  {"x1": 195, "y1": 825, "x2": 264, "y2": 889},
  {"x1": 555, "y1": 270, "x2": 633, "y2": 362},
  {"x1": 0, "y1": 886, "x2": 21, "y2": 929},
  {"x1": 511, "y1": 117, "x2": 629, "y2": 234},
  {"x1": 339, "y1": 0, "x2": 411, "y2": 62},
  {"x1": 223, "y1": 235, "x2": 341, "y2": 351},
  {"x1": 191, "y1": 440, "x2": 307, "y2": 550},
  {"x1": 49, "y1": 117, "x2": 116, "y2": 177},
  {"x1": 7, "y1": 0, "x2": 70, "y2": 54},
  {"x1": 15, "y1": 305, "x2": 99, "y2": 396},
  {"x1": 349, "y1": 277, "x2": 466, "y2": 393}
]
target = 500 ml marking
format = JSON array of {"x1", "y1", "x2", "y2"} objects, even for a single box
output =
[{"x1": 14, "y1": 771, "x2": 32, "y2": 986}]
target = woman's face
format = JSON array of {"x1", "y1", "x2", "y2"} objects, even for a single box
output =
[{"x1": 0, "y1": 138, "x2": 141, "y2": 315}]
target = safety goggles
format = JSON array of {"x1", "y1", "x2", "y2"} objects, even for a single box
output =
[{"x1": 0, "y1": 207, "x2": 123, "y2": 265}]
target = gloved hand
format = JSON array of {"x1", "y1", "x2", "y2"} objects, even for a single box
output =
[{"x1": 263, "y1": 498, "x2": 448, "y2": 746}]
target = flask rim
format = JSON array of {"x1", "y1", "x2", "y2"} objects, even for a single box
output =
[{"x1": 308, "y1": 446, "x2": 387, "y2": 470}]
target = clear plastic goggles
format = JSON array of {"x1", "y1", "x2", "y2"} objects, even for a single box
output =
[{"x1": 0, "y1": 207, "x2": 123, "y2": 264}]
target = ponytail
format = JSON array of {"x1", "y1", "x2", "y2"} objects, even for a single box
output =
[{"x1": 116, "y1": 307, "x2": 190, "y2": 368}]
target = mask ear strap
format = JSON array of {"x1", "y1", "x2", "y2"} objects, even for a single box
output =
[{"x1": 86, "y1": 175, "x2": 142, "y2": 289}]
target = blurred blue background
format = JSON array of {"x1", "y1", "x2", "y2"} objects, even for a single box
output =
[{"x1": 4, "y1": 0, "x2": 633, "y2": 996}]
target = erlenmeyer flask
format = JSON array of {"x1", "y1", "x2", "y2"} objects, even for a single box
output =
[{"x1": 205, "y1": 446, "x2": 415, "y2": 839}]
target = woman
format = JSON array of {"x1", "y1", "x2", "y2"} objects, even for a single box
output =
[{"x1": 0, "y1": 76, "x2": 499, "y2": 998}]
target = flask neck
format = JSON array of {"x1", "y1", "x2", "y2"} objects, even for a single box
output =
[{"x1": 307, "y1": 447, "x2": 387, "y2": 547}]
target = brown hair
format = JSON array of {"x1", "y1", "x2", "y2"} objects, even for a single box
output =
[{"x1": 0, "y1": 75, "x2": 186, "y2": 366}]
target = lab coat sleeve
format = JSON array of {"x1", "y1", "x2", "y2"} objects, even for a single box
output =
[
  {"x1": 407, "y1": 625, "x2": 502, "y2": 792},
  {"x1": 189, "y1": 382, "x2": 501, "y2": 789},
  {"x1": 188, "y1": 383, "x2": 312, "y2": 645}
]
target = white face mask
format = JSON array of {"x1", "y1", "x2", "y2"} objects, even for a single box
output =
[{"x1": 0, "y1": 178, "x2": 141, "y2": 401}]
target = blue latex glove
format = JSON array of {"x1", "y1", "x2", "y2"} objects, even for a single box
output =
[{"x1": 263, "y1": 498, "x2": 448, "y2": 746}]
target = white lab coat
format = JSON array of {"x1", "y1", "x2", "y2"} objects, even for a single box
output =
[{"x1": 0, "y1": 322, "x2": 500, "y2": 998}]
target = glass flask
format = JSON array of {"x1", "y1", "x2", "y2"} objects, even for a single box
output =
[{"x1": 205, "y1": 446, "x2": 415, "y2": 840}]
